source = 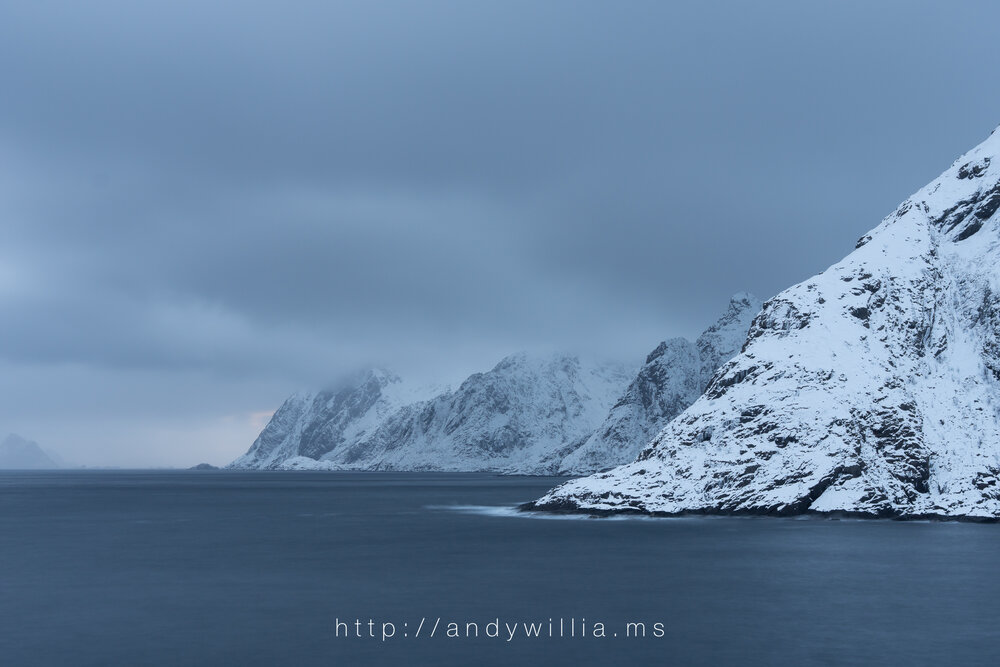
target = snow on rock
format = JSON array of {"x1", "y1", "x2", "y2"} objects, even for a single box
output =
[
  {"x1": 229, "y1": 355, "x2": 632, "y2": 473},
  {"x1": 530, "y1": 126, "x2": 1000, "y2": 519},
  {"x1": 559, "y1": 294, "x2": 760, "y2": 474},
  {"x1": 228, "y1": 369, "x2": 421, "y2": 470}
]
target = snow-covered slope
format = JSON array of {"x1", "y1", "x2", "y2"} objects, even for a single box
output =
[
  {"x1": 531, "y1": 127, "x2": 1000, "y2": 519},
  {"x1": 229, "y1": 369, "x2": 426, "y2": 470},
  {"x1": 559, "y1": 294, "x2": 760, "y2": 473},
  {"x1": 230, "y1": 355, "x2": 632, "y2": 473},
  {"x1": 0, "y1": 434, "x2": 59, "y2": 469}
]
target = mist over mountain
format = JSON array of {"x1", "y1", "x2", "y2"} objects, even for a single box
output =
[
  {"x1": 230, "y1": 296, "x2": 761, "y2": 474},
  {"x1": 231, "y1": 355, "x2": 633, "y2": 473},
  {"x1": 0, "y1": 434, "x2": 59, "y2": 469},
  {"x1": 560, "y1": 293, "x2": 761, "y2": 473}
]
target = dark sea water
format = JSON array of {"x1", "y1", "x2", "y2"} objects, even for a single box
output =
[{"x1": 2, "y1": 471, "x2": 1000, "y2": 666}]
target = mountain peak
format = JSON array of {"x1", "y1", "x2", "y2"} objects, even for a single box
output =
[
  {"x1": 0, "y1": 434, "x2": 59, "y2": 469},
  {"x1": 532, "y1": 125, "x2": 1000, "y2": 519},
  {"x1": 231, "y1": 352, "x2": 631, "y2": 473},
  {"x1": 645, "y1": 338, "x2": 689, "y2": 365},
  {"x1": 560, "y1": 294, "x2": 759, "y2": 474}
]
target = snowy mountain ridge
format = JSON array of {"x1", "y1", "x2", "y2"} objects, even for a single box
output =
[
  {"x1": 529, "y1": 126, "x2": 1000, "y2": 519},
  {"x1": 559, "y1": 293, "x2": 761, "y2": 473},
  {"x1": 230, "y1": 295, "x2": 761, "y2": 474},
  {"x1": 230, "y1": 354, "x2": 634, "y2": 473},
  {"x1": 229, "y1": 369, "x2": 438, "y2": 470}
]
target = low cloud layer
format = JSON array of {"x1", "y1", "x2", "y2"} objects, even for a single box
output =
[{"x1": 2, "y1": 0, "x2": 999, "y2": 465}]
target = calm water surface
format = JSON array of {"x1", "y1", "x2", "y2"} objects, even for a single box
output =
[{"x1": 2, "y1": 471, "x2": 999, "y2": 666}]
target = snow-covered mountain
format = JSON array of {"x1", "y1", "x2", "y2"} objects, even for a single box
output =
[
  {"x1": 231, "y1": 295, "x2": 761, "y2": 474},
  {"x1": 230, "y1": 355, "x2": 633, "y2": 473},
  {"x1": 530, "y1": 127, "x2": 1000, "y2": 520},
  {"x1": 229, "y1": 369, "x2": 435, "y2": 470},
  {"x1": 0, "y1": 434, "x2": 59, "y2": 469},
  {"x1": 559, "y1": 293, "x2": 761, "y2": 473}
]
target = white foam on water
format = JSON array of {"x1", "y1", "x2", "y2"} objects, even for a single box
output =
[{"x1": 425, "y1": 504, "x2": 683, "y2": 521}]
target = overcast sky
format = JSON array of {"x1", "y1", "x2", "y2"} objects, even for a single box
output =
[{"x1": 2, "y1": 1, "x2": 1000, "y2": 466}]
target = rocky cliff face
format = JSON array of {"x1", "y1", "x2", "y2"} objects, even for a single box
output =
[
  {"x1": 530, "y1": 127, "x2": 1000, "y2": 519},
  {"x1": 559, "y1": 294, "x2": 760, "y2": 473}
]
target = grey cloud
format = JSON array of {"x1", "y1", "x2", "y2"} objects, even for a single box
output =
[{"x1": 2, "y1": 0, "x2": 1000, "y2": 465}]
